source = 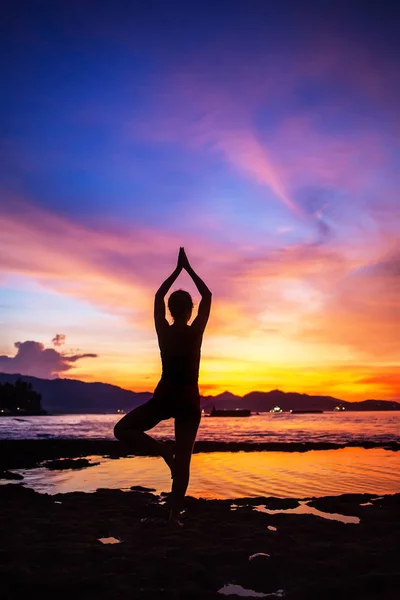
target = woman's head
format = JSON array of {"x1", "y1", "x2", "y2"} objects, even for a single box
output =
[{"x1": 168, "y1": 289, "x2": 193, "y2": 323}]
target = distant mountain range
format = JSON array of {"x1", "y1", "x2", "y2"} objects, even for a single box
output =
[
  {"x1": 201, "y1": 390, "x2": 400, "y2": 412},
  {"x1": 0, "y1": 373, "x2": 399, "y2": 414}
]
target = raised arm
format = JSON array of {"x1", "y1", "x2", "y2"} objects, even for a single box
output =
[
  {"x1": 154, "y1": 261, "x2": 182, "y2": 333},
  {"x1": 179, "y1": 247, "x2": 212, "y2": 332}
]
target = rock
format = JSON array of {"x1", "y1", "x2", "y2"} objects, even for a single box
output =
[
  {"x1": 130, "y1": 485, "x2": 156, "y2": 492},
  {"x1": 42, "y1": 458, "x2": 99, "y2": 470}
]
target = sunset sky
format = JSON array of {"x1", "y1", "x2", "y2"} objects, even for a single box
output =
[{"x1": 0, "y1": 1, "x2": 399, "y2": 400}]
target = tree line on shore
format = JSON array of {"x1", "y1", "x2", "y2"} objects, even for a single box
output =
[{"x1": 0, "y1": 379, "x2": 46, "y2": 415}]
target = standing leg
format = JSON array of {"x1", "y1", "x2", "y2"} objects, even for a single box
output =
[
  {"x1": 169, "y1": 412, "x2": 201, "y2": 524},
  {"x1": 114, "y1": 399, "x2": 174, "y2": 476}
]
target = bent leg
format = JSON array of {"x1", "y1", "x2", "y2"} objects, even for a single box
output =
[
  {"x1": 114, "y1": 399, "x2": 174, "y2": 474},
  {"x1": 169, "y1": 411, "x2": 201, "y2": 522}
]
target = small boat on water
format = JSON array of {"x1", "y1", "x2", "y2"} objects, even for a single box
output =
[{"x1": 209, "y1": 406, "x2": 251, "y2": 417}]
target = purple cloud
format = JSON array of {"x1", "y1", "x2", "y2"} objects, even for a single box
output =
[
  {"x1": 52, "y1": 334, "x2": 66, "y2": 347},
  {"x1": 0, "y1": 340, "x2": 98, "y2": 379}
]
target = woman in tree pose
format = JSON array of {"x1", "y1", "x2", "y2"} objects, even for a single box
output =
[{"x1": 114, "y1": 247, "x2": 212, "y2": 524}]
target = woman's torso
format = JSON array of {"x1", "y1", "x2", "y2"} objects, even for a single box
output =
[{"x1": 157, "y1": 323, "x2": 203, "y2": 386}]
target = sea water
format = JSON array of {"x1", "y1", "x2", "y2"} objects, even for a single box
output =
[
  {"x1": 1, "y1": 411, "x2": 399, "y2": 443},
  {"x1": 2, "y1": 412, "x2": 399, "y2": 498}
]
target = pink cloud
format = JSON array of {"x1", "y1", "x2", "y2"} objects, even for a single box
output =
[
  {"x1": 52, "y1": 334, "x2": 66, "y2": 347},
  {"x1": 210, "y1": 128, "x2": 300, "y2": 214},
  {"x1": 267, "y1": 115, "x2": 387, "y2": 195},
  {"x1": 131, "y1": 24, "x2": 398, "y2": 238},
  {"x1": 0, "y1": 196, "x2": 234, "y2": 325},
  {"x1": 1, "y1": 194, "x2": 398, "y2": 363},
  {"x1": 133, "y1": 74, "x2": 303, "y2": 217}
]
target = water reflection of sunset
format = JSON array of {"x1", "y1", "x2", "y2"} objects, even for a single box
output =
[{"x1": 19, "y1": 448, "x2": 400, "y2": 499}]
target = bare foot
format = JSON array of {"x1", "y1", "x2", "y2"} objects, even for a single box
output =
[{"x1": 167, "y1": 515, "x2": 184, "y2": 528}]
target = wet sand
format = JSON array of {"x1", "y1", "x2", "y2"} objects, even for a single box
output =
[{"x1": 1, "y1": 483, "x2": 399, "y2": 599}]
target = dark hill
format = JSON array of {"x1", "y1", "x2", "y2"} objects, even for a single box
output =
[
  {"x1": 201, "y1": 389, "x2": 400, "y2": 412},
  {"x1": 0, "y1": 373, "x2": 398, "y2": 414},
  {"x1": 0, "y1": 373, "x2": 151, "y2": 414},
  {"x1": 201, "y1": 389, "x2": 342, "y2": 412}
]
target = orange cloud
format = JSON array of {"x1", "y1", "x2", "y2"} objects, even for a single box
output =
[
  {"x1": 357, "y1": 373, "x2": 400, "y2": 387},
  {"x1": 300, "y1": 248, "x2": 400, "y2": 359}
]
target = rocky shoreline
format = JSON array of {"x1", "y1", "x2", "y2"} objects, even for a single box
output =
[
  {"x1": 1, "y1": 483, "x2": 399, "y2": 599},
  {"x1": 1, "y1": 438, "x2": 399, "y2": 471}
]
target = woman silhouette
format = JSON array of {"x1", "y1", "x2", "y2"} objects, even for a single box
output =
[{"x1": 114, "y1": 247, "x2": 212, "y2": 524}]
